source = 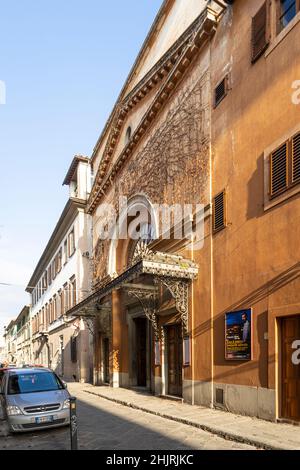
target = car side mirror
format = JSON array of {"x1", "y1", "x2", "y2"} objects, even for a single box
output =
[{"x1": 62, "y1": 381, "x2": 68, "y2": 389}]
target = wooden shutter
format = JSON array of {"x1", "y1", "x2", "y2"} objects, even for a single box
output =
[
  {"x1": 270, "y1": 142, "x2": 288, "y2": 196},
  {"x1": 213, "y1": 190, "x2": 226, "y2": 233},
  {"x1": 251, "y1": 2, "x2": 269, "y2": 63},
  {"x1": 292, "y1": 132, "x2": 300, "y2": 183}
]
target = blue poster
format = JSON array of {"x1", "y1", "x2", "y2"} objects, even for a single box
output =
[{"x1": 225, "y1": 309, "x2": 252, "y2": 360}]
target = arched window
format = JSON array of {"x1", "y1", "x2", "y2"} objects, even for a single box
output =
[
  {"x1": 127, "y1": 223, "x2": 155, "y2": 266},
  {"x1": 125, "y1": 126, "x2": 132, "y2": 144}
]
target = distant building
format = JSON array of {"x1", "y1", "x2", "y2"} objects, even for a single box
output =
[
  {"x1": 3, "y1": 320, "x2": 17, "y2": 364},
  {"x1": 26, "y1": 156, "x2": 93, "y2": 382},
  {"x1": 15, "y1": 306, "x2": 31, "y2": 366},
  {"x1": 0, "y1": 346, "x2": 6, "y2": 365}
]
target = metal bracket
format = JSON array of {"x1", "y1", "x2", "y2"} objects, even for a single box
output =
[
  {"x1": 127, "y1": 289, "x2": 160, "y2": 340},
  {"x1": 156, "y1": 277, "x2": 189, "y2": 335},
  {"x1": 81, "y1": 314, "x2": 95, "y2": 336}
]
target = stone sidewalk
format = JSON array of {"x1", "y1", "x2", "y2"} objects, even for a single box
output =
[{"x1": 74, "y1": 383, "x2": 300, "y2": 450}]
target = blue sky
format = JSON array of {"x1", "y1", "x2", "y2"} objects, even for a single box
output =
[{"x1": 0, "y1": 0, "x2": 162, "y2": 344}]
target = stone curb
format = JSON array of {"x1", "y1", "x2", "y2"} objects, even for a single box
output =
[{"x1": 83, "y1": 389, "x2": 284, "y2": 451}]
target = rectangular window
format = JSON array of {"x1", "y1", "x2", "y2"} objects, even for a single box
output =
[
  {"x1": 214, "y1": 76, "x2": 228, "y2": 107},
  {"x1": 57, "y1": 248, "x2": 62, "y2": 273},
  {"x1": 269, "y1": 132, "x2": 300, "y2": 198},
  {"x1": 59, "y1": 289, "x2": 64, "y2": 317},
  {"x1": 53, "y1": 295, "x2": 57, "y2": 322},
  {"x1": 48, "y1": 265, "x2": 52, "y2": 286},
  {"x1": 70, "y1": 336, "x2": 77, "y2": 363},
  {"x1": 270, "y1": 142, "x2": 288, "y2": 196},
  {"x1": 251, "y1": 2, "x2": 269, "y2": 62},
  {"x1": 45, "y1": 304, "x2": 49, "y2": 328},
  {"x1": 64, "y1": 283, "x2": 69, "y2": 313},
  {"x1": 57, "y1": 289, "x2": 61, "y2": 317},
  {"x1": 69, "y1": 277, "x2": 76, "y2": 308},
  {"x1": 278, "y1": 0, "x2": 298, "y2": 32},
  {"x1": 49, "y1": 299, "x2": 53, "y2": 324},
  {"x1": 213, "y1": 190, "x2": 226, "y2": 233},
  {"x1": 63, "y1": 240, "x2": 68, "y2": 265},
  {"x1": 72, "y1": 278, "x2": 77, "y2": 307},
  {"x1": 42, "y1": 271, "x2": 48, "y2": 292},
  {"x1": 41, "y1": 307, "x2": 45, "y2": 330},
  {"x1": 52, "y1": 259, "x2": 56, "y2": 281},
  {"x1": 68, "y1": 229, "x2": 75, "y2": 257}
]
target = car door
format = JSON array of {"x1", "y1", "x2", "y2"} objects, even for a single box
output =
[{"x1": 0, "y1": 373, "x2": 7, "y2": 416}]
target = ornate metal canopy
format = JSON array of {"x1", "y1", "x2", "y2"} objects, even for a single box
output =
[{"x1": 67, "y1": 248, "x2": 198, "y2": 336}]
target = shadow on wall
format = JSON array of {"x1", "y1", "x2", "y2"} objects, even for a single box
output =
[
  {"x1": 247, "y1": 153, "x2": 264, "y2": 220},
  {"x1": 192, "y1": 262, "x2": 300, "y2": 383},
  {"x1": 49, "y1": 330, "x2": 92, "y2": 384}
]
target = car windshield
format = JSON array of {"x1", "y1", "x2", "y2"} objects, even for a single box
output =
[{"x1": 7, "y1": 372, "x2": 64, "y2": 395}]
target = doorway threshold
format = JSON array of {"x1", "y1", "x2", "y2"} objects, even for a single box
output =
[
  {"x1": 277, "y1": 418, "x2": 300, "y2": 427},
  {"x1": 159, "y1": 394, "x2": 183, "y2": 403}
]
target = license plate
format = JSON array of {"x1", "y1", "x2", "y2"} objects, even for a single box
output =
[{"x1": 35, "y1": 416, "x2": 54, "y2": 424}]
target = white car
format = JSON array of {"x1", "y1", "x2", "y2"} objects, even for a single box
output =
[{"x1": 0, "y1": 367, "x2": 71, "y2": 433}]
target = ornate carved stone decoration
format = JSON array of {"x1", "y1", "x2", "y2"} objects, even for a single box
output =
[
  {"x1": 127, "y1": 288, "x2": 160, "y2": 340},
  {"x1": 157, "y1": 277, "x2": 189, "y2": 335},
  {"x1": 131, "y1": 241, "x2": 154, "y2": 265}
]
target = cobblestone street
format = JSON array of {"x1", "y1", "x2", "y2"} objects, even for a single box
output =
[{"x1": 0, "y1": 384, "x2": 255, "y2": 451}]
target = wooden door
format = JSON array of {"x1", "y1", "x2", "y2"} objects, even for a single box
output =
[
  {"x1": 95, "y1": 332, "x2": 102, "y2": 385},
  {"x1": 281, "y1": 316, "x2": 300, "y2": 421},
  {"x1": 135, "y1": 318, "x2": 147, "y2": 386},
  {"x1": 103, "y1": 338, "x2": 110, "y2": 384},
  {"x1": 167, "y1": 324, "x2": 183, "y2": 397}
]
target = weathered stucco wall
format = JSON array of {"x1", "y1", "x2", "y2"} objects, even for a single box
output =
[{"x1": 210, "y1": 0, "x2": 300, "y2": 416}]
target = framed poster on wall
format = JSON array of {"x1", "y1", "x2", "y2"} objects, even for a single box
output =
[{"x1": 225, "y1": 309, "x2": 252, "y2": 360}]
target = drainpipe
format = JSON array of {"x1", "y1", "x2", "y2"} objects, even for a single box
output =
[
  {"x1": 209, "y1": 44, "x2": 215, "y2": 410},
  {"x1": 191, "y1": 237, "x2": 195, "y2": 406}
]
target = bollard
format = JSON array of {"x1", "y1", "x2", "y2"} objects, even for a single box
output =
[{"x1": 69, "y1": 396, "x2": 78, "y2": 450}]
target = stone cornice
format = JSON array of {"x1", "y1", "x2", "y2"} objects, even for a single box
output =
[{"x1": 88, "y1": 7, "x2": 218, "y2": 214}]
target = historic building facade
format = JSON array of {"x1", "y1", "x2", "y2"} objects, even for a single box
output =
[
  {"x1": 3, "y1": 320, "x2": 17, "y2": 365},
  {"x1": 26, "y1": 156, "x2": 93, "y2": 382},
  {"x1": 208, "y1": 0, "x2": 300, "y2": 423},
  {"x1": 67, "y1": 0, "x2": 300, "y2": 424},
  {"x1": 15, "y1": 306, "x2": 31, "y2": 366}
]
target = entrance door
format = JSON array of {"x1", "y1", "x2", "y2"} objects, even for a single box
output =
[
  {"x1": 135, "y1": 318, "x2": 147, "y2": 386},
  {"x1": 167, "y1": 324, "x2": 183, "y2": 397},
  {"x1": 103, "y1": 338, "x2": 110, "y2": 384},
  {"x1": 281, "y1": 316, "x2": 300, "y2": 421}
]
